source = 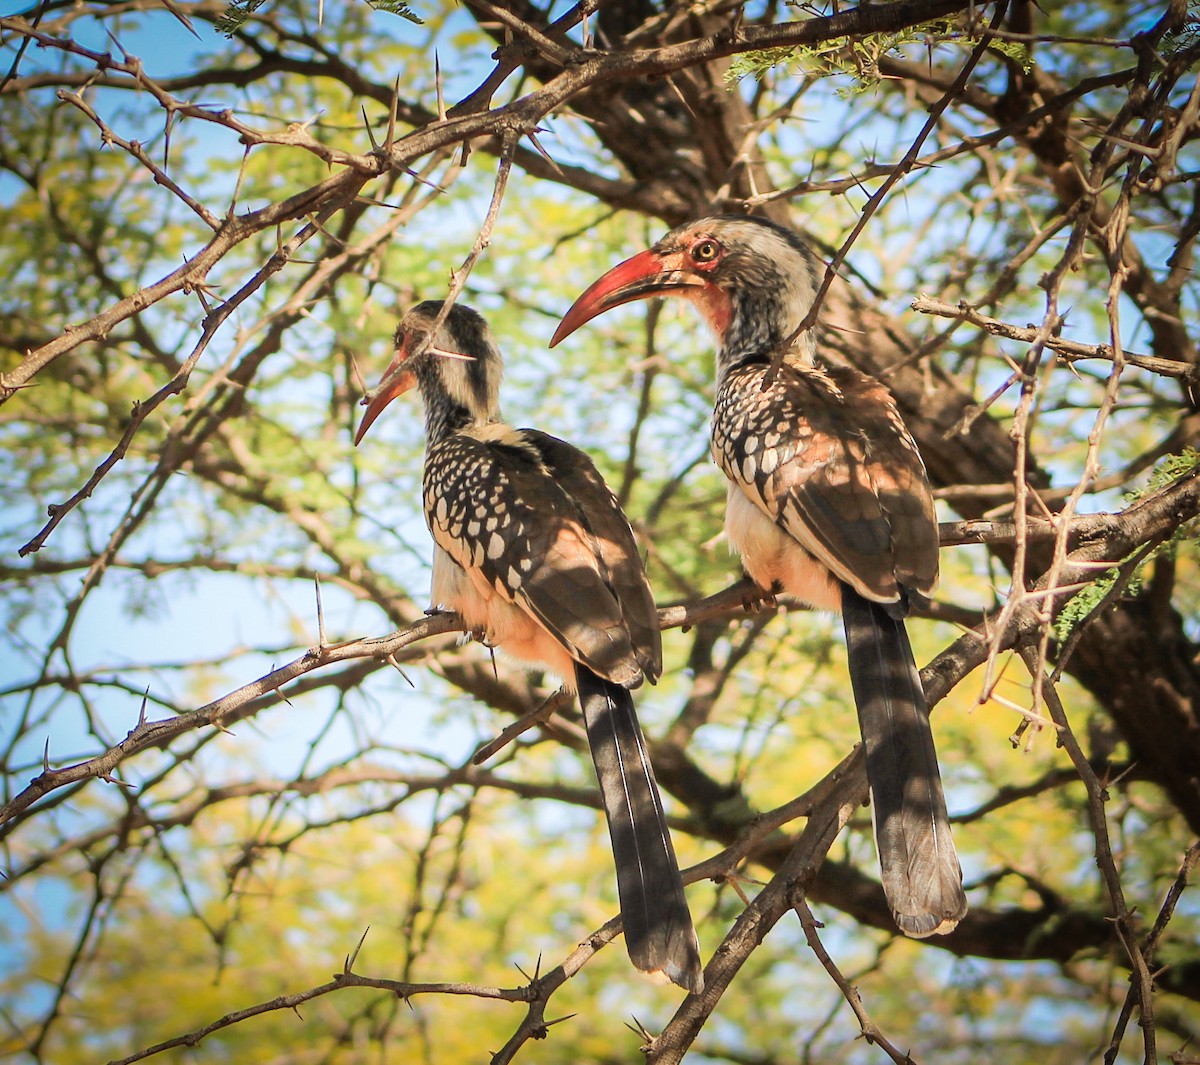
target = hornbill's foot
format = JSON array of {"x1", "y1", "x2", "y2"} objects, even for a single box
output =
[
  {"x1": 424, "y1": 607, "x2": 489, "y2": 645},
  {"x1": 455, "y1": 624, "x2": 492, "y2": 647},
  {"x1": 741, "y1": 577, "x2": 779, "y2": 614}
]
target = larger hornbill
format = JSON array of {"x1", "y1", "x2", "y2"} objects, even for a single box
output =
[
  {"x1": 552, "y1": 216, "x2": 966, "y2": 938},
  {"x1": 355, "y1": 301, "x2": 703, "y2": 991}
]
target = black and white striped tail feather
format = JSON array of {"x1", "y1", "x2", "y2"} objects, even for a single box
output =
[
  {"x1": 574, "y1": 665, "x2": 703, "y2": 992},
  {"x1": 841, "y1": 587, "x2": 966, "y2": 937}
]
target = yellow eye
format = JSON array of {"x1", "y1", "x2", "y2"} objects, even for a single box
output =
[{"x1": 691, "y1": 238, "x2": 721, "y2": 263}]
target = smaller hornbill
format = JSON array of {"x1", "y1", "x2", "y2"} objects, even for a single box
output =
[
  {"x1": 355, "y1": 301, "x2": 702, "y2": 991},
  {"x1": 552, "y1": 216, "x2": 966, "y2": 938}
]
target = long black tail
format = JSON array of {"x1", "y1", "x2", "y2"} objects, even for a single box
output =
[
  {"x1": 574, "y1": 665, "x2": 703, "y2": 993},
  {"x1": 841, "y1": 587, "x2": 966, "y2": 937}
]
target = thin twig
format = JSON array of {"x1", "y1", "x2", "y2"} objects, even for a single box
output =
[
  {"x1": 793, "y1": 899, "x2": 914, "y2": 1064},
  {"x1": 1016, "y1": 645, "x2": 1156, "y2": 1065},
  {"x1": 911, "y1": 297, "x2": 1200, "y2": 385},
  {"x1": 768, "y1": 1, "x2": 1008, "y2": 375}
]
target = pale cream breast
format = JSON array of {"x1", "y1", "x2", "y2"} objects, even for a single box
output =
[
  {"x1": 724, "y1": 484, "x2": 841, "y2": 610},
  {"x1": 431, "y1": 546, "x2": 578, "y2": 689}
]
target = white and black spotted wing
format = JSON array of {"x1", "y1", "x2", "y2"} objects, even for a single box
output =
[
  {"x1": 423, "y1": 428, "x2": 650, "y2": 687},
  {"x1": 711, "y1": 360, "x2": 939, "y2": 608}
]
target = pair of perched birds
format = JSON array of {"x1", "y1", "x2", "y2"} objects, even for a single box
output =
[{"x1": 355, "y1": 215, "x2": 967, "y2": 996}]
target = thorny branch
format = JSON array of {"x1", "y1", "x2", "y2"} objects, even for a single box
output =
[
  {"x1": 792, "y1": 899, "x2": 913, "y2": 1065},
  {"x1": 4, "y1": 462, "x2": 1197, "y2": 1062},
  {"x1": 1017, "y1": 645, "x2": 1157, "y2": 1065},
  {"x1": 0, "y1": 0, "x2": 977, "y2": 403},
  {"x1": 4, "y1": 457, "x2": 1190, "y2": 833},
  {"x1": 4, "y1": 0, "x2": 1200, "y2": 1061},
  {"x1": 912, "y1": 297, "x2": 1200, "y2": 389},
  {"x1": 775, "y1": 0, "x2": 1005, "y2": 364},
  {"x1": 648, "y1": 796, "x2": 853, "y2": 1065},
  {"x1": 106, "y1": 967, "x2": 543, "y2": 1065}
]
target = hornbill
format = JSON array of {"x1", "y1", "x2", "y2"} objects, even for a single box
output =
[
  {"x1": 551, "y1": 216, "x2": 967, "y2": 938},
  {"x1": 355, "y1": 301, "x2": 703, "y2": 991}
]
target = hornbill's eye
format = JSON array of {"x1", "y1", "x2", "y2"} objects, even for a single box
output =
[{"x1": 690, "y1": 238, "x2": 722, "y2": 264}]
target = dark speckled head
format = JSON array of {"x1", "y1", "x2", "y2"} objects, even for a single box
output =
[{"x1": 355, "y1": 301, "x2": 503, "y2": 445}]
